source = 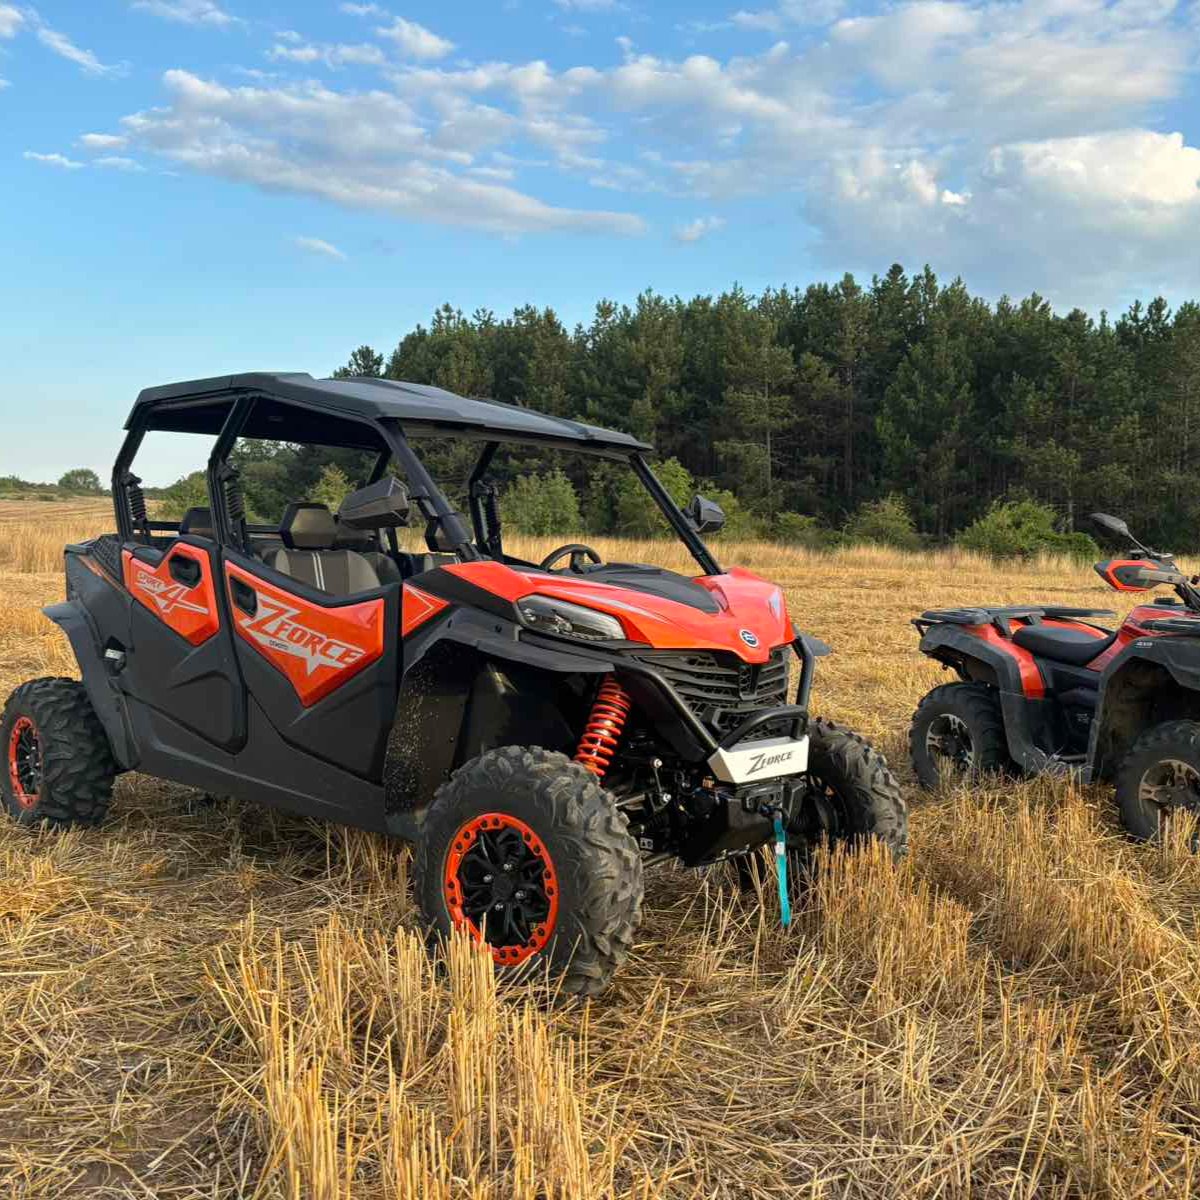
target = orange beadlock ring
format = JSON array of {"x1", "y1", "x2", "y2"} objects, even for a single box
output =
[
  {"x1": 443, "y1": 812, "x2": 559, "y2": 966},
  {"x1": 7, "y1": 717, "x2": 40, "y2": 811}
]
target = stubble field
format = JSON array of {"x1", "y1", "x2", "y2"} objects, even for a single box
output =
[{"x1": 1, "y1": 498, "x2": 1199, "y2": 1198}]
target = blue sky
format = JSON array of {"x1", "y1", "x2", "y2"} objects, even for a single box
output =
[{"x1": 3, "y1": 0, "x2": 1199, "y2": 484}]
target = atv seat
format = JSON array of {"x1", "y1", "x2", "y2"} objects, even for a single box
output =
[
  {"x1": 269, "y1": 503, "x2": 382, "y2": 596},
  {"x1": 1012, "y1": 624, "x2": 1117, "y2": 666}
]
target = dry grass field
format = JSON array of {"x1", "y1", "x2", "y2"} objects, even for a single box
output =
[{"x1": 2, "y1": 497, "x2": 1199, "y2": 1198}]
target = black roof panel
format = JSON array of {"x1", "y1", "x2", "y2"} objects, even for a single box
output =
[{"x1": 128, "y1": 372, "x2": 652, "y2": 453}]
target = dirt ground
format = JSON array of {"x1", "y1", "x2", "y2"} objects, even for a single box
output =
[{"x1": 1, "y1": 501, "x2": 1197, "y2": 1198}]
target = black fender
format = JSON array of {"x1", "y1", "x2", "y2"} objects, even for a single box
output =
[
  {"x1": 385, "y1": 607, "x2": 612, "y2": 824},
  {"x1": 1087, "y1": 637, "x2": 1200, "y2": 782},
  {"x1": 41, "y1": 599, "x2": 138, "y2": 769},
  {"x1": 918, "y1": 624, "x2": 1061, "y2": 774}
]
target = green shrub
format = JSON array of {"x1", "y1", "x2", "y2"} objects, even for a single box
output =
[
  {"x1": 774, "y1": 511, "x2": 839, "y2": 548},
  {"x1": 696, "y1": 488, "x2": 762, "y2": 540},
  {"x1": 844, "y1": 494, "x2": 921, "y2": 550},
  {"x1": 158, "y1": 470, "x2": 209, "y2": 521},
  {"x1": 957, "y1": 499, "x2": 1098, "y2": 561},
  {"x1": 505, "y1": 469, "x2": 583, "y2": 535},
  {"x1": 310, "y1": 464, "x2": 353, "y2": 513},
  {"x1": 610, "y1": 457, "x2": 694, "y2": 536}
]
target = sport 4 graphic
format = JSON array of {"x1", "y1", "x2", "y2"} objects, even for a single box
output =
[{"x1": 131, "y1": 565, "x2": 207, "y2": 617}]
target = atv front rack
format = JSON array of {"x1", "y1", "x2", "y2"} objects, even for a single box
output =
[{"x1": 913, "y1": 606, "x2": 1116, "y2": 638}]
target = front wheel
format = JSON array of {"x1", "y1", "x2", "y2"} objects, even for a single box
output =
[
  {"x1": 413, "y1": 746, "x2": 644, "y2": 997},
  {"x1": 1114, "y1": 720, "x2": 1200, "y2": 842},
  {"x1": 790, "y1": 718, "x2": 908, "y2": 861},
  {"x1": 909, "y1": 682, "x2": 1010, "y2": 790}
]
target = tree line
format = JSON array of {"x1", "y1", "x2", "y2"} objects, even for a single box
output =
[{"x1": 328, "y1": 263, "x2": 1200, "y2": 551}]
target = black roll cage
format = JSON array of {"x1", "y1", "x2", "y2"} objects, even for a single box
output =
[{"x1": 111, "y1": 390, "x2": 723, "y2": 576}]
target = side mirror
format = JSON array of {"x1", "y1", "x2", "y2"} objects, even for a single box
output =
[
  {"x1": 686, "y1": 494, "x2": 726, "y2": 535},
  {"x1": 1089, "y1": 512, "x2": 1132, "y2": 541}
]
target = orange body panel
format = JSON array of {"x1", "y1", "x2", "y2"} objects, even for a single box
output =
[
  {"x1": 441, "y1": 561, "x2": 791, "y2": 662},
  {"x1": 122, "y1": 544, "x2": 220, "y2": 646},
  {"x1": 225, "y1": 562, "x2": 385, "y2": 707},
  {"x1": 401, "y1": 584, "x2": 450, "y2": 637},
  {"x1": 1086, "y1": 605, "x2": 1170, "y2": 673},
  {"x1": 965, "y1": 622, "x2": 1047, "y2": 698}
]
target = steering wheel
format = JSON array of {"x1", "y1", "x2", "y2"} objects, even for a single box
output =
[{"x1": 539, "y1": 543, "x2": 604, "y2": 574}]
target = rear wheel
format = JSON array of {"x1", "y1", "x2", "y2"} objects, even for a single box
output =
[
  {"x1": 413, "y1": 746, "x2": 643, "y2": 997},
  {"x1": 1114, "y1": 720, "x2": 1200, "y2": 842},
  {"x1": 909, "y1": 681, "x2": 1010, "y2": 790},
  {"x1": 2, "y1": 678, "x2": 115, "y2": 827}
]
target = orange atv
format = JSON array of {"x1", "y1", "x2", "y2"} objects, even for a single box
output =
[{"x1": 910, "y1": 513, "x2": 1200, "y2": 839}]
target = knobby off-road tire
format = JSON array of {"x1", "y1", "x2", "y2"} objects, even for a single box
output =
[
  {"x1": 909, "y1": 681, "x2": 1010, "y2": 790},
  {"x1": 793, "y1": 717, "x2": 908, "y2": 861},
  {"x1": 414, "y1": 746, "x2": 643, "y2": 998},
  {"x1": 1114, "y1": 719, "x2": 1200, "y2": 842},
  {"x1": 1, "y1": 677, "x2": 116, "y2": 827}
]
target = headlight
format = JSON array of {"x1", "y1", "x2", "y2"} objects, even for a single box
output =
[{"x1": 517, "y1": 595, "x2": 625, "y2": 642}]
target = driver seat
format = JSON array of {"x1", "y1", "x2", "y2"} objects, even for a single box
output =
[
  {"x1": 1012, "y1": 624, "x2": 1117, "y2": 667},
  {"x1": 270, "y1": 503, "x2": 381, "y2": 596}
]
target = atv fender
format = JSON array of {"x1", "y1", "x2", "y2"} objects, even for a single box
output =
[
  {"x1": 41, "y1": 600, "x2": 138, "y2": 770},
  {"x1": 919, "y1": 624, "x2": 1059, "y2": 774},
  {"x1": 1087, "y1": 638, "x2": 1200, "y2": 782}
]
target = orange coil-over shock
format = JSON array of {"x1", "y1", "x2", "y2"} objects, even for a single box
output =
[{"x1": 574, "y1": 675, "x2": 631, "y2": 778}]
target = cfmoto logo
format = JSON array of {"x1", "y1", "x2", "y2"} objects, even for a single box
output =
[{"x1": 739, "y1": 629, "x2": 759, "y2": 648}]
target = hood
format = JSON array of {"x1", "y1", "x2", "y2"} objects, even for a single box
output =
[{"x1": 442, "y1": 561, "x2": 792, "y2": 664}]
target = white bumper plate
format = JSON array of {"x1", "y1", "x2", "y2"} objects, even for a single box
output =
[{"x1": 707, "y1": 735, "x2": 809, "y2": 785}]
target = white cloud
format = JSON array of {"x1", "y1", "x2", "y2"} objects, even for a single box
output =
[
  {"x1": 269, "y1": 41, "x2": 386, "y2": 67},
  {"x1": 34, "y1": 22, "x2": 121, "y2": 75},
  {"x1": 294, "y1": 235, "x2": 347, "y2": 260},
  {"x1": 341, "y1": 2, "x2": 384, "y2": 14},
  {"x1": 553, "y1": 0, "x2": 619, "y2": 9},
  {"x1": 24, "y1": 150, "x2": 84, "y2": 168},
  {"x1": 0, "y1": 5, "x2": 24, "y2": 38},
  {"x1": 117, "y1": 69, "x2": 645, "y2": 236},
  {"x1": 375, "y1": 17, "x2": 453, "y2": 60},
  {"x1": 79, "y1": 132, "x2": 129, "y2": 149},
  {"x1": 674, "y1": 215, "x2": 725, "y2": 242},
  {"x1": 131, "y1": 0, "x2": 237, "y2": 27},
  {"x1": 94, "y1": 155, "x2": 145, "y2": 171}
]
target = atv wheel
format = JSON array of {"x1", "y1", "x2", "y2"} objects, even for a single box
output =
[
  {"x1": 1, "y1": 678, "x2": 115, "y2": 827},
  {"x1": 413, "y1": 746, "x2": 643, "y2": 997},
  {"x1": 790, "y1": 718, "x2": 908, "y2": 860},
  {"x1": 909, "y1": 682, "x2": 1010, "y2": 790},
  {"x1": 1114, "y1": 720, "x2": 1200, "y2": 842}
]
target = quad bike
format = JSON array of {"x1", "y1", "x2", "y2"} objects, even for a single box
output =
[
  {"x1": 2, "y1": 372, "x2": 905, "y2": 996},
  {"x1": 910, "y1": 512, "x2": 1200, "y2": 839}
]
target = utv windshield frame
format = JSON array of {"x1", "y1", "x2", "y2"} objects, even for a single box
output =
[{"x1": 113, "y1": 372, "x2": 722, "y2": 576}]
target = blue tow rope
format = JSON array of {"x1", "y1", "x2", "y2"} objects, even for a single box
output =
[{"x1": 773, "y1": 811, "x2": 791, "y2": 928}]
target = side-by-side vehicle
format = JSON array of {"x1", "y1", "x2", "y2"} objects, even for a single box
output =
[{"x1": 3, "y1": 373, "x2": 906, "y2": 994}]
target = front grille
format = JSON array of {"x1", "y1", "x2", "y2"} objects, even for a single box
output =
[{"x1": 631, "y1": 646, "x2": 791, "y2": 740}]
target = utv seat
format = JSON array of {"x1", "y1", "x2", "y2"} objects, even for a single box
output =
[
  {"x1": 1012, "y1": 624, "x2": 1117, "y2": 667},
  {"x1": 179, "y1": 507, "x2": 214, "y2": 539},
  {"x1": 269, "y1": 503, "x2": 382, "y2": 596}
]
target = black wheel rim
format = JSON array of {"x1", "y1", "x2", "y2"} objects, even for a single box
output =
[
  {"x1": 444, "y1": 813, "x2": 557, "y2": 966},
  {"x1": 925, "y1": 713, "x2": 974, "y2": 775},
  {"x1": 791, "y1": 773, "x2": 853, "y2": 847},
  {"x1": 1137, "y1": 758, "x2": 1200, "y2": 829}
]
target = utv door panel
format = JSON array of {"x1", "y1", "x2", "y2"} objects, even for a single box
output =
[
  {"x1": 225, "y1": 561, "x2": 385, "y2": 706},
  {"x1": 122, "y1": 543, "x2": 220, "y2": 645},
  {"x1": 222, "y1": 556, "x2": 400, "y2": 778},
  {"x1": 118, "y1": 538, "x2": 245, "y2": 751}
]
